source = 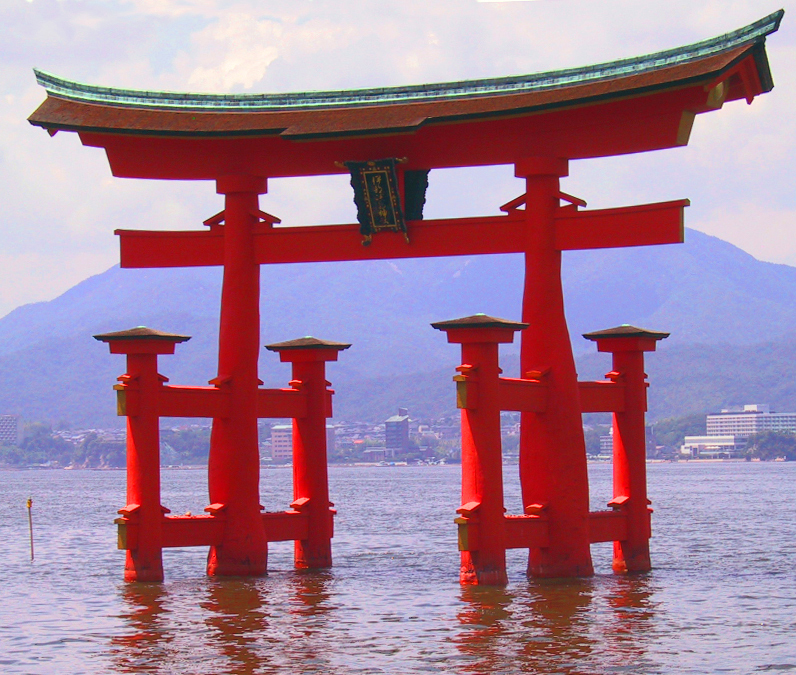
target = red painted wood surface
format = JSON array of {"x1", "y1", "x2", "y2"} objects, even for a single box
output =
[
  {"x1": 587, "y1": 332, "x2": 666, "y2": 573},
  {"x1": 72, "y1": 84, "x2": 724, "y2": 180},
  {"x1": 504, "y1": 515, "x2": 550, "y2": 550},
  {"x1": 261, "y1": 511, "x2": 310, "y2": 542},
  {"x1": 206, "y1": 178, "x2": 268, "y2": 577},
  {"x1": 289, "y1": 356, "x2": 336, "y2": 568},
  {"x1": 116, "y1": 199, "x2": 687, "y2": 269},
  {"x1": 162, "y1": 515, "x2": 224, "y2": 548},
  {"x1": 119, "y1": 352, "x2": 165, "y2": 582},
  {"x1": 518, "y1": 159, "x2": 594, "y2": 579},
  {"x1": 588, "y1": 511, "x2": 629, "y2": 544},
  {"x1": 444, "y1": 326, "x2": 519, "y2": 585},
  {"x1": 578, "y1": 381, "x2": 626, "y2": 413}
]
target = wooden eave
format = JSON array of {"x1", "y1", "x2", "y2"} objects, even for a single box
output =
[
  {"x1": 28, "y1": 38, "x2": 776, "y2": 141},
  {"x1": 29, "y1": 10, "x2": 783, "y2": 140}
]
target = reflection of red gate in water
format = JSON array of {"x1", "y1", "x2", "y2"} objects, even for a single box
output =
[{"x1": 29, "y1": 12, "x2": 781, "y2": 583}]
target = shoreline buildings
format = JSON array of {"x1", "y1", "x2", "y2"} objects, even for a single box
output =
[{"x1": 681, "y1": 404, "x2": 796, "y2": 459}]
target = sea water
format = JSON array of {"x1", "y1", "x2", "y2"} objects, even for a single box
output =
[{"x1": 0, "y1": 462, "x2": 794, "y2": 674}]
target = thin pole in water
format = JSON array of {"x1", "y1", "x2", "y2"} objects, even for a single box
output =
[{"x1": 27, "y1": 497, "x2": 34, "y2": 561}]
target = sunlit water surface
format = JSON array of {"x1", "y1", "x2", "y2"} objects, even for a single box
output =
[{"x1": 0, "y1": 463, "x2": 794, "y2": 674}]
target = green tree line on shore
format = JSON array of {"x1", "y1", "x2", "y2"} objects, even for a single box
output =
[
  {"x1": 3, "y1": 416, "x2": 795, "y2": 468},
  {"x1": 0, "y1": 423, "x2": 213, "y2": 468}
]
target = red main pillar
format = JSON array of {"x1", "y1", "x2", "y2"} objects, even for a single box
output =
[
  {"x1": 265, "y1": 337, "x2": 350, "y2": 568},
  {"x1": 94, "y1": 326, "x2": 190, "y2": 582},
  {"x1": 517, "y1": 157, "x2": 593, "y2": 578},
  {"x1": 433, "y1": 314, "x2": 527, "y2": 585},
  {"x1": 584, "y1": 325, "x2": 668, "y2": 573},
  {"x1": 207, "y1": 175, "x2": 268, "y2": 577}
]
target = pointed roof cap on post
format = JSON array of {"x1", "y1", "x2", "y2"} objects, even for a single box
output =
[
  {"x1": 93, "y1": 326, "x2": 191, "y2": 342},
  {"x1": 264, "y1": 336, "x2": 351, "y2": 351},
  {"x1": 432, "y1": 314, "x2": 528, "y2": 345},
  {"x1": 93, "y1": 326, "x2": 191, "y2": 355},
  {"x1": 583, "y1": 324, "x2": 669, "y2": 353},
  {"x1": 431, "y1": 314, "x2": 529, "y2": 331},
  {"x1": 582, "y1": 325, "x2": 669, "y2": 341},
  {"x1": 265, "y1": 336, "x2": 351, "y2": 363}
]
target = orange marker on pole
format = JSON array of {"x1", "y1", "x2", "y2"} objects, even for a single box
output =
[{"x1": 27, "y1": 497, "x2": 34, "y2": 561}]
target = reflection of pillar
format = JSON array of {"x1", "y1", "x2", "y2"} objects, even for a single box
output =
[
  {"x1": 204, "y1": 579, "x2": 269, "y2": 671},
  {"x1": 433, "y1": 314, "x2": 526, "y2": 585},
  {"x1": 208, "y1": 175, "x2": 268, "y2": 577},
  {"x1": 94, "y1": 326, "x2": 190, "y2": 582},
  {"x1": 584, "y1": 326, "x2": 668, "y2": 573},
  {"x1": 456, "y1": 586, "x2": 513, "y2": 671},
  {"x1": 605, "y1": 575, "x2": 656, "y2": 660},
  {"x1": 517, "y1": 158, "x2": 593, "y2": 578},
  {"x1": 286, "y1": 571, "x2": 334, "y2": 669},
  {"x1": 111, "y1": 583, "x2": 171, "y2": 672},
  {"x1": 518, "y1": 579, "x2": 595, "y2": 669},
  {"x1": 265, "y1": 337, "x2": 350, "y2": 569}
]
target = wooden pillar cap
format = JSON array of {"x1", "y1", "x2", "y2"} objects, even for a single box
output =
[
  {"x1": 431, "y1": 314, "x2": 528, "y2": 332},
  {"x1": 265, "y1": 336, "x2": 351, "y2": 362},
  {"x1": 583, "y1": 324, "x2": 669, "y2": 353},
  {"x1": 94, "y1": 326, "x2": 190, "y2": 354},
  {"x1": 432, "y1": 314, "x2": 528, "y2": 344},
  {"x1": 265, "y1": 336, "x2": 351, "y2": 352}
]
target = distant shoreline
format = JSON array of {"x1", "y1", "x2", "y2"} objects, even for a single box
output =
[{"x1": 3, "y1": 457, "x2": 794, "y2": 471}]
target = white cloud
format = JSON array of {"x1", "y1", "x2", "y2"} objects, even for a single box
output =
[
  {"x1": 185, "y1": 14, "x2": 283, "y2": 90},
  {"x1": 0, "y1": 0, "x2": 794, "y2": 318}
]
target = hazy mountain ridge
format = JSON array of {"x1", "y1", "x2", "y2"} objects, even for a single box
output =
[{"x1": 2, "y1": 228, "x2": 796, "y2": 426}]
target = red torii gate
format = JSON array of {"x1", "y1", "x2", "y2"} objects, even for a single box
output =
[{"x1": 29, "y1": 11, "x2": 781, "y2": 584}]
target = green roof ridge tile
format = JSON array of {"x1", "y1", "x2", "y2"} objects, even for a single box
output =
[{"x1": 33, "y1": 10, "x2": 782, "y2": 112}]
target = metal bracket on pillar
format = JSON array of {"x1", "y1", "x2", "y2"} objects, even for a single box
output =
[{"x1": 453, "y1": 364, "x2": 478, "y2": 409}]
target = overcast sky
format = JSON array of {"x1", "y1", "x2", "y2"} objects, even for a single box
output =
[{"x1": 1, "y1": 0, "x2": 794, "y2": 318}]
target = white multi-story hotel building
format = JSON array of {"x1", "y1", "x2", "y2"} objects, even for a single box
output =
[
  {"x1": 681, "y1": 404, "x2": 796, "y2": 459},
  {"x1": 706, "y1": 404, "x2": 796, "y2": 438}
]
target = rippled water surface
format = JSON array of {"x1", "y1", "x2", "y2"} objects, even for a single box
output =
[{"x1": 1, "y1": 463, "x2": 794, "y2": 674}]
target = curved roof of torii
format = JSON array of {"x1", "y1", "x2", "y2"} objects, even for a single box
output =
[{"x1": 27, "y1": 10, "x2": 783, "y2": 179}]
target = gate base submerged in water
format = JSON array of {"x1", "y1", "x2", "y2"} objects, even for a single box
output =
[{"x1": 31, "y1": 12, "x2": 783, "y2": 582}]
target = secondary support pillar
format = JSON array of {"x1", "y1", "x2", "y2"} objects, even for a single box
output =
[
  {"x1": 584, "y1": 325, "x2": 669, "y2": 573},
  {"x1": 208, "y1": 175, "x2": 269, "y2": 577},
  {"x1": 433, "y1": 314, "x2": 528, "y2": 585},
  {"x1": 516, "y1": 157, "x2": 593, "y2": 578},
  {"x1": 94, "y1": 327, "x2": 190, "y2": 582},
  {"x1": 265, "y1": 337, "x2": 351, "y2": 568}
]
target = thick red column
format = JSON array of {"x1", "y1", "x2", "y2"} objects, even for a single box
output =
[
  {"x1": 94, "y1": 327, "x2": 190, "y2": 582},
  {"x1": 433, "y1": 315, "x2": 527, "y2": 585},
  {"x1": 207, "y1": 175, "x2": 268, "y2": 577},
  {"x1": 265, "y1": 337, "x2": 350, "y2": 568},
  {"x1": 584, "y1": 326, "x2": 668, "y2": 573},
  {"x1": 516, "y1": 158, "x2": 593, "y2": 578}
]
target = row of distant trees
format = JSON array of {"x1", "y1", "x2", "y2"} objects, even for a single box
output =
[
  {"x1": 744, "y1": 432, "x2": 796, "y2": 461},
  {"x1": 0, "y1": 423, "x2": 214, "y2": 468},
  {"x1": 3, "y1": 416, "x2": 795, "y2": 467},
  {"x1": 0, "y1": 423, "x2": 126, "y2": 468}
]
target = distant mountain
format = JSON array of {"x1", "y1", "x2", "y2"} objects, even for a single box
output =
[
  {"x1": 340, "y1": 335, "x2": 796, "y2": 425},
  {"x1": 2, "y1": 228, "x2": 796, "y2": 427}
]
